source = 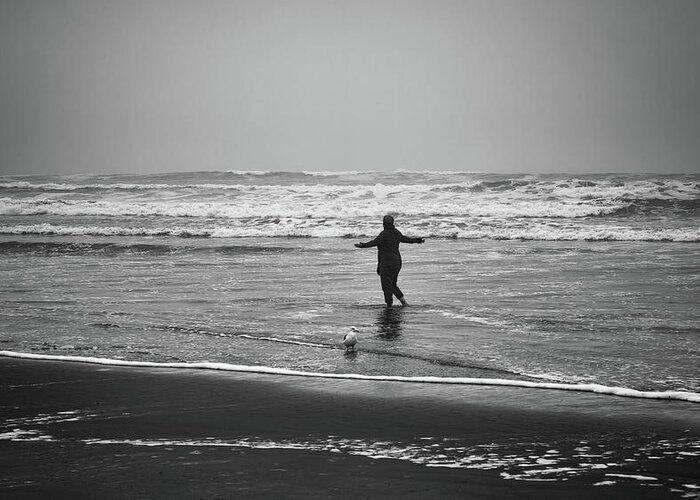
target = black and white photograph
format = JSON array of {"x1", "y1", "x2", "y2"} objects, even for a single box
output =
[{"x1": 1, "y1": 0, "x2": 699, "y2": 497}]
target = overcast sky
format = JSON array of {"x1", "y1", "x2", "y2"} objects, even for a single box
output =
[{"x1": 1, "y1": 0, "x2": 699, "y2": 176}]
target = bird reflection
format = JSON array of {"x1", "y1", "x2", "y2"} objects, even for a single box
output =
[{"x1": 376, "y1": 306, "x2": 404, "y2": 339}]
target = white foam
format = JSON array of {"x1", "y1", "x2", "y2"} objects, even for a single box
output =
[
  {"x1": 2, "y1": 350, "x2": 698, "y2": 403},
  {"x1": 4, "y1": 427, "x2": 695, "y2": 490},
  {"x1": 606, "y1": 473, "x2": 658, "y2": 481},
  {"x1": 0, "y1": 181, "x2": 176, "y2": 191},
  {"x1": 0, "y1": 194, "x2": 624, "y2": 219},
  {"x1": 2, "y1": 222, "x2": 698, "y2": 241},
  {"x1": 237, "y1": 334, "x2": 330, "y2": 349},
  {"x1": 0, "y1": 223, "x2": 206, "y2": 238},
  {"x1": 0, "y1": 429, "x2": 54, "y2": 442},
  {"x1": 594, "y1": 480, "x2": 617, "y2": 486},
  {"x1": 427, "y1": 308, "x2": 507, "y2": 326},
  {"x1": 2, "y1": 172, "x2": 698, "y2": 243},
  {"x1": 2, "y1": 173, "x2": 696, "y2": 200}
]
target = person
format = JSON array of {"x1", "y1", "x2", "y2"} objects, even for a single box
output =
[{"x1": 354, "y1": 215, "x2": 425, "y2": 306}]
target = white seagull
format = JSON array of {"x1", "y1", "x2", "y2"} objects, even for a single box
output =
[{"x1": 343, "y1": 327, "x2": 359, "y2": 353}]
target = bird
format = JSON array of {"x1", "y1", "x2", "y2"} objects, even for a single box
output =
[{"x1": 343, "y1": 327, "x2": 359, "y2": 353}]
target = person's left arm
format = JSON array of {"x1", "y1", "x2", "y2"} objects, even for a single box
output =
[
  {"x1": 398, "y1": 230, "x2": 425, "y2": 244},
  {"x1": 354, "y1": 236, "x2": 379, "y2": 248}
]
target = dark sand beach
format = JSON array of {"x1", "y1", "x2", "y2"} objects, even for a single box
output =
[{"x1": 2, "y1": 356, "x2": 698, "y2": 499}]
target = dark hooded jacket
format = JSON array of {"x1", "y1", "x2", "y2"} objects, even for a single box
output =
[{"x1": 357, "y1": 219, "x2": 423, "y2": 269}]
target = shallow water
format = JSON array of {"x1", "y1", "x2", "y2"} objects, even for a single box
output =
[
  {"x1": 1, "y1": 235, "x2": 698, "y2": 395},
  {"x1": 1, "y1": 170, "x2": 699, "y2": 397}
]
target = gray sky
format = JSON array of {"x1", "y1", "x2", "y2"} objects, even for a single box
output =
[{"x1": 1, "y1": 0, "x2": 699, "y2": 175}]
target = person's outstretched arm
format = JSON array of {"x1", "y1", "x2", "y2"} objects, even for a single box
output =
[
  {"x1": 398, "y1": 231, "x2": 425, "y2": 244},
  {"x1": 354, "y1": 236, "x2": 379, "y2": 248},
  {"x1": 402, "y1": 236, "x2": 425, "y2": 244}
]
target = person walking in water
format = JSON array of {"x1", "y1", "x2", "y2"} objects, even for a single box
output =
[{"x1": 355, "y1": 215, "x2": 425, "y2": 306}]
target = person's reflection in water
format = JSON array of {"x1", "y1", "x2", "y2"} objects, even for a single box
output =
[{"x1": 376, "y1": 306, "x2": 404, "y2": 340}]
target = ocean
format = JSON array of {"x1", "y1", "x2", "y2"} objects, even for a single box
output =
[{"x1": 1, "y1": 170, "x2": 699, "y2": 492}]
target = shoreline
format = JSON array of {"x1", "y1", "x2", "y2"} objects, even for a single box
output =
[
  {"x1": 2, "y1": 356, "x2": 699, "y2": 498},
  {"x1": 3, "y1": 350, "x2": 698, "y2": 403}
]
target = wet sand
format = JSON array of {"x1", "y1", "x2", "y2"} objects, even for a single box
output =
[{"x1": 1, "y1": 356, "x2": 698, "y2": 499}]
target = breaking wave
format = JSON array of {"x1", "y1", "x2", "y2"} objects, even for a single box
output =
[
  {"x1": 0, "y1": 196, "x2": 626, "y2": 219},
  {"x1": 1, "y1": 223, "x2": 697, "y2": 242},
  {"x1": 1, "y1": 172, "x2": 697, "y2": 241}
]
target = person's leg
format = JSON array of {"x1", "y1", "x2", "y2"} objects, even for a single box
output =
[
  {"x1": 380, "y1": 270, "x2": 394, "y2": 306},
  {"x1": 380, "y1": 265, "x2": 402, "y2": 306},
  {"x1": 392, "y1": 276, "x2": 404, "y2": 302},
  {"x1": 392, "y1": 265, "x2": 408, "y2": 306}
]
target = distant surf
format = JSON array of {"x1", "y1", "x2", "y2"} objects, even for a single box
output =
[
  {"x1": 2, "y1": 222, "x2": 698, "y2": 241},
  {"x1": 2, "y1": 171, "x2": 698, "y2": 241}
]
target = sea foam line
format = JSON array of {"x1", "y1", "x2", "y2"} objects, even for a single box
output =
[
  {"x1": 2, "y1": 223, "x2": 699, "y2": 242},
  {"x1": 1, "y1": 350, "x2": 698, "y2": 403}
]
